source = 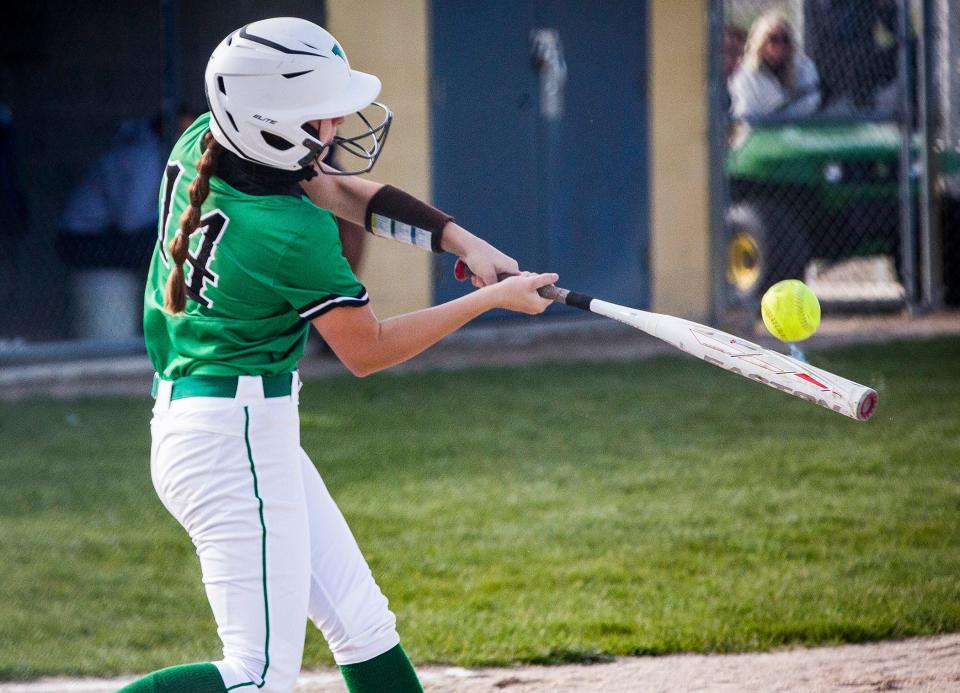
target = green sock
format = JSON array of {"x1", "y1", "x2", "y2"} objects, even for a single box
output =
[
  {"x1": 116, "y1": 662, "x2": 227, "y2": 693},
  {"x1": 339, "y1": 644, "x2": 423, "y2": 693}
]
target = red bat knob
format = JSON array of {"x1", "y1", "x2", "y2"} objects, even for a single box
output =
[
  {"x1": 453, "y1": 258, "x2": 470, "y2": 282},
  {"x1": 452, "y1": 258, "x2": 565, "y2": 303}
]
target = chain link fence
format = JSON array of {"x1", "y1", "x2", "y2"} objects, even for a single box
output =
[
  {"x1": 0, "y1": 3, "x2": 183, "y2": 364},
  {"x1": 714, "y1": 0, "x2": 959, "y2": 316},
  {"x1": 0, "y1": 1, "x2": 326, "y2": 365}
]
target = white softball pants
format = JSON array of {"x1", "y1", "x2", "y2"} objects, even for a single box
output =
[{"x1": 150, "y1": 374, "x2": 400, "y2": 693}]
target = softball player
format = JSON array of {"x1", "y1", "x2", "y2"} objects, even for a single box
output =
[{"x1": 120, "y1": 18, "x2": 557, "y2": 693}]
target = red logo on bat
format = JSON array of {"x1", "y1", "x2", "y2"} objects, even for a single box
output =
[{"x1": 794, "y1": 372, "x2": 829, "y2": 390}]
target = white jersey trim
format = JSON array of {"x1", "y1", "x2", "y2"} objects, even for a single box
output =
[{"x1": 298, "y1": 291, "x2": 370, "y2": 320}]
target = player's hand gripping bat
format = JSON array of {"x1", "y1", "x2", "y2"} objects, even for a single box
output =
[{"x1": 454, "y1": 260, "x2": 878, "y2": 421}]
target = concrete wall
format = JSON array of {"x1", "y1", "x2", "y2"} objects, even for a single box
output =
[
  {"x1": 326, "y1": 0, "x2": 432, "y2": 319},
  {"x1": 649, "y1": 0, "x2": 711, "y2": 319}
]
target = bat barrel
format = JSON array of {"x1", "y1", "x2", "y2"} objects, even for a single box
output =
[
  {"x1": 588, "y1": 299, "x2": 879, "y2": 423},
  {"x1": 855, "y1": 389, "x2": 879, "y2": 421}
]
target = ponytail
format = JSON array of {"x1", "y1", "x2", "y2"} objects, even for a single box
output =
[{"x1": 164, "y1": 131, "x2": 224, "y2": 313}]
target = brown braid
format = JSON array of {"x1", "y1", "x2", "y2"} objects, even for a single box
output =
[{"x1": 164, "y1": 130, "x2": 224, "y2": 313}]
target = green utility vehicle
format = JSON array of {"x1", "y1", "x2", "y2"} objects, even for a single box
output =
[{"x1": 724, "y1": 120, "x2": 960, "y2": 304}]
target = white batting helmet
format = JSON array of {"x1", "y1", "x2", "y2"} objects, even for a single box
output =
[{"x1": 204, "y1": 17, "x2": 391, "y2": 173}]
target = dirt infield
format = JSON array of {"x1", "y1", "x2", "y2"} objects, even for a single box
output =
[
  {"x1": 393, "y1": 634, "x2": 960, "y2": 693},
  {"x1": 2, "y1": 634, "x2": 957, "y2": 692}
]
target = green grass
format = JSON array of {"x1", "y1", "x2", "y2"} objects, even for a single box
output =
[{"x1": 1, "y1": 337, "x2": 959, "y2": 679}]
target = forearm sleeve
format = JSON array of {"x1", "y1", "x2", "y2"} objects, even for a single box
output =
[{"x1": 364, "y1": 184, "x2": 453, "y2": 253}]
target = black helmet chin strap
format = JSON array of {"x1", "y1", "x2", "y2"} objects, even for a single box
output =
[{"x1": 297, "y1": 139, "x2": 328, "y2": 169}]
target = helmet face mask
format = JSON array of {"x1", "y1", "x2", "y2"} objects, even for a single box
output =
[
  {"x1": 204, "y1": 17, "x2": 390, "y2": 174},
  {"x1": 299, "y1": 102, "x2": 393, "y2": 175}
]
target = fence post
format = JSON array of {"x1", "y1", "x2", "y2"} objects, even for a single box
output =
[
  {"x1": 918, "y1": 0, "x2": 944, "y2": 308},
  {"x1": 897, "y1": 0, "x2": 918, "y2": 309},
  {"x1": 707, "y1": 0, "x2": 729, "y2": 323}
]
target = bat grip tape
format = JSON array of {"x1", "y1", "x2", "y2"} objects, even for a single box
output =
[
  {"x1": 491, "y1": 271, "x2": 592, "y2": 309},
  {"x1": 561, "y1": 291, "x2": 593, "y2": 311}
]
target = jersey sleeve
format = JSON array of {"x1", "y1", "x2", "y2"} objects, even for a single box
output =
[{"x1": 273, "y1": 209, "x2": 370, "y2": 320}]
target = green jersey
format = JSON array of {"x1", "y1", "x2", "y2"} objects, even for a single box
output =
[{"x1": 144, "y1": 114, "x2": 367, "y2": 379}]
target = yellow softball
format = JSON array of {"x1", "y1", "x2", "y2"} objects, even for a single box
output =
[{"x1": 761, "y1": 279, "x2": 821, "y2": 342}]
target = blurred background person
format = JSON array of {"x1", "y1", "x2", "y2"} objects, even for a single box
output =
[
  {"x1": 722, "y1": 25, "x2": 747, "y2": 79},
  {"x1": 325, "y1": 150, "x2": 367, "y2": 275},
  {"x1": 307, "y1": 150, "x2": 366, "y2": 356},
  {"x1": 57, "y1": 108, "x2": 195, "y2": 340},
  {"x1": 721, "y1": 25, "x2": 748, "y2": 113},
  {"x1": 729, "y1": 11, "x2": 820, "y2": 119}
]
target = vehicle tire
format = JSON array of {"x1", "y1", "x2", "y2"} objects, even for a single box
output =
[{"x1": 725, "y1": 200, "x2": 811, "y2": 305}]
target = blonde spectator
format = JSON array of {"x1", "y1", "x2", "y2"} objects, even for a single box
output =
[
  {"x1": 722, "y1": 26, "x2": 748, "y2": 79},
  {"x1": 729, "y1": 11, "x2": 820, "y2": 119}
]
